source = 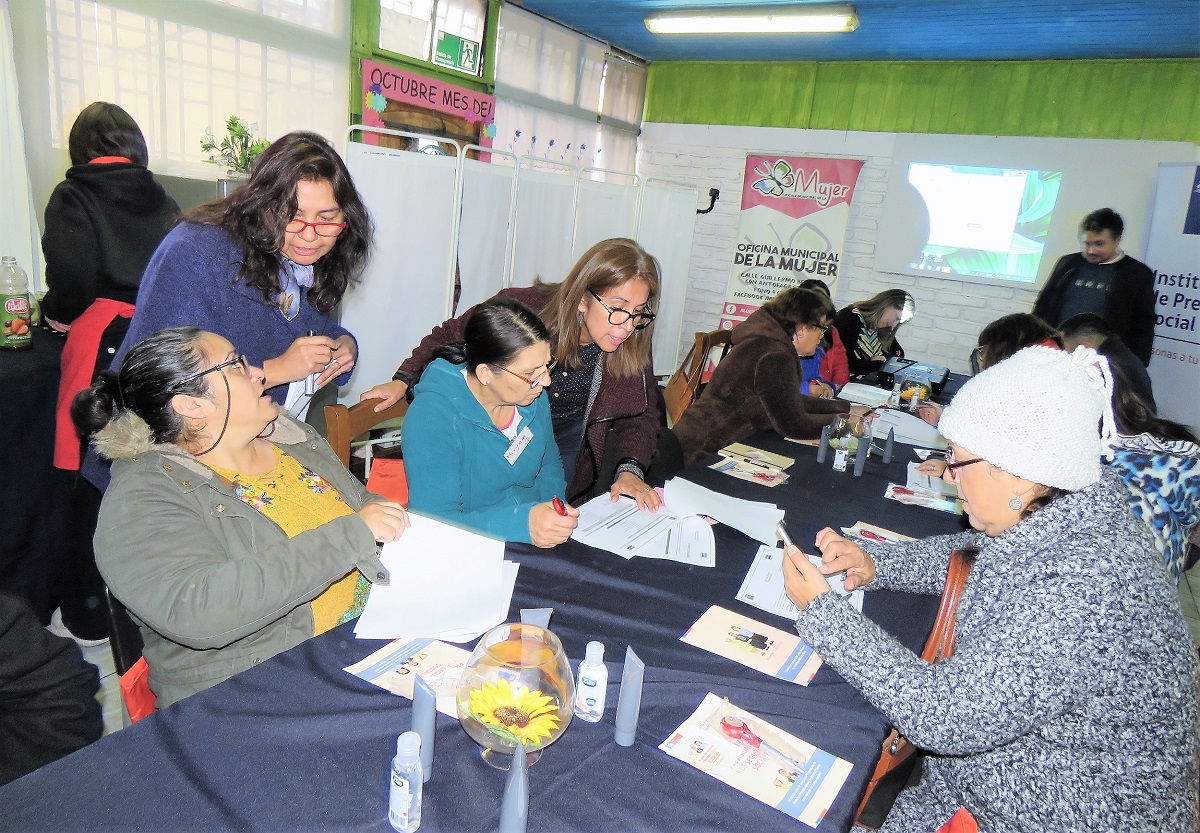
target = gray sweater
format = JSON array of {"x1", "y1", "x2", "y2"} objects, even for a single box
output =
[{"x1": 795, "y1": 470, "x2": 1200, "y2": 832}]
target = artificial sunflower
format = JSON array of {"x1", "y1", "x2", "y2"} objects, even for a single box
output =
[{"x1": 468, "y1": 678, "x2": 560, "y2": 747}]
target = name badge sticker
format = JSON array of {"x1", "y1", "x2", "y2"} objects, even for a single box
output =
[{"x1": 504, "y1": 425, "x2": 534, "y2": 464}]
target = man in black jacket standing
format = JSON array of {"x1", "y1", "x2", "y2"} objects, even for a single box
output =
[{"x1": 1032, "y1": 208, "x2": 1157, "y2": 365}]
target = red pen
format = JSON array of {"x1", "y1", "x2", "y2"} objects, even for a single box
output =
[
  {"x1": 552, "y1": 496, "x2": 568, "y2": 516},
  {"x1": 858, "y1": 529, "x2": 888, "y2": 542}
]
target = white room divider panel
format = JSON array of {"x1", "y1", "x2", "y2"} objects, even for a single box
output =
[
  {"x1": 510, "y1": 161, "x2": 576, "y2": 286},
  {"x1": 458, "y1": 150, "x2": 517, "y2": 311},
  {"x1": 638, "y1": 179, "x2": 699, "y2": 376},
  {"x1": 341, "y1": 139, "x2": 459, "y2": 402},
  {"x1": 573, "y1": 172, "x2": 640, "y2": 259}
]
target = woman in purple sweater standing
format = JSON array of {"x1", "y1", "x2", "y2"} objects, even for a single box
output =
[{"x1": 111, "y1": 131, "x2": 371, "y2": 416}]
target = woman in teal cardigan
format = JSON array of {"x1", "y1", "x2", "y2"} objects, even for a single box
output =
[{"x1": 402, "y1": 298, "x2": 579, "y2": 546}]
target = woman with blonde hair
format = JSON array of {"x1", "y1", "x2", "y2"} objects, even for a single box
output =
[
  {"x1": 832, "y1": 288, "x2": 915, "y2": 377},
  {"x1": 363, "y1": 238, "x2": 663, "y2": 510}
]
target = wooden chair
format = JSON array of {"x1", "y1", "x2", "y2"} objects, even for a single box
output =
[
  {"x1": 324, "y1": 399, "x2": 410, "y2": 504},
  {"x1": 853, "y1": 549, "x2": 974, "y2": 829},
  {"x1": 663, "y1": 328, "x2": 734, "y2": 425},
  {"x1": 324, "y1": 398, "x2": 409, "y2": 471}
]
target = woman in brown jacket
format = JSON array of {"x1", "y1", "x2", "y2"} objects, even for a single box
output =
[{"x1": 674, "y1": 287, "x2": 863, "y2": 465}]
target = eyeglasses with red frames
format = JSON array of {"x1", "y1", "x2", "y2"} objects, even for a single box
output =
[
  {"x1": 496, "y1": 360, "x2": 557, "y2": 388},
  {"x1": 285, "y1": 218, "x2": 347, "y2": 237},
  {"x1": 945, "y1": 452, "x2": 985, "y2": 478},
  {"x1": 588, "y1": 289, "x2": 656, "y2": 330},
  {"x1": 181, "y1": 354, "x2": 249, "y2": 385}
]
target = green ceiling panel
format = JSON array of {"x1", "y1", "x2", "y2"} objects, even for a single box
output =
[{"x1": 644, "y1": 59, "x2": 1200, "y2": 143}]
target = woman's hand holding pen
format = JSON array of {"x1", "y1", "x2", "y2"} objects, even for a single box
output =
[
  {"x1": 529, "y1": 497, "x2": 578, "y2": 548},
  {"x1": 264, "y1": 334, "x2": 341, "y2": 387},
  {"x1": 315, "y1": 335, "x2": 357, "y2": 388},
  {"x1": 813, "y1": 527, "x2": 876, "y2": 590}
]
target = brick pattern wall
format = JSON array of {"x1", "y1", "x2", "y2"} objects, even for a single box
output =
[{"x1": 638, "y1": 125, "x2": 1040, "y2": 375}]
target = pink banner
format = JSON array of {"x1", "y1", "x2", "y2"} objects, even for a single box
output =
[
  {"x1": 739, "y1": 155, "x2": 864, "y2": 220},
  {"x1": 361, "y1": 59, "x2": 495, "y2": 147}
]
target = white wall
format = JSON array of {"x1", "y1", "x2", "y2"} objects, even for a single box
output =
[{"x1": 639, "y1": 123, "x2": 1199, "y2": 374}]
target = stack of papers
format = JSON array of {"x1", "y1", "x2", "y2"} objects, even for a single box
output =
[
  {"x1": 837, "y1": 382, "x2": 893, "y2": 408},
  {"x1": 354, "y1": 513, "x2": 518, "y2": 642},
  {"x1": 572, "y1": 495, "x2": 716, "y2": 567},
  {"x1": 570, "y1": 477, "x2": 786, "y2": 565},
  {"x1": 871, "y1": 408, "x2": 947, "y2": 449},
  {"x1": 660, "y1": 693, "x2": 853, "y2": 829},
  {"x1": 709, "y1": 442, "x2": 795, "y2": 487}
]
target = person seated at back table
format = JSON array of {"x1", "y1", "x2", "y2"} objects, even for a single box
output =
[
  {"x1": 1059, "y1": 312, "x2": 1156, "y2": 411},
  {"x1": 673, "y1": 287, "x2": 865, "y2": 466},
  {"x1": 798, "y1": 279, "x2": 850, "y2": 392},
  {"x1": 402, "y1": 298, "x2": 579, "y2": 547},
  {"x1": 781, "y1": 345, "x2": 1200, "y2": 833},
  {"x1": 832, "y1": 288, "x2": 914, "y2": 378},
  {"x1": 916, "y1": 312, "x2": 1061, "y2": 428},
  {"x1": 75, "y1": 328, "x2": 408, "y2": 708}
]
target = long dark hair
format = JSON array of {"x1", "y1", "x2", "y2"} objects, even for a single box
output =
[
  {"x1": 433, "y1": 298, "x2": 550, "y2": 375},
  {"x1": 1110, "y1": 365, "x2": 1199, "y2": 443},
  {"x1": 68, "y1": 102, "x2": 149, "y2": 167},
  {"x1": 72, "y1": 327, "x2": 210, "y2": 445},
  {"x1": 183, "y1": 131, "x2": 372, "y2": 314}
]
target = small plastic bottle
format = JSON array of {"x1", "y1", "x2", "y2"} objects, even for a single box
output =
[
  {"x1": 0, "y1": 256, "x2": 32, "y2": 351},
  {"x1": 886, "y1": 380, "x2": 901, "y2": 408},
  {"x1": 388, "y1": 731, "x2": 423, "y2": 832},
  {"x1": 574, "y1": 641, "x2": 607, "y2": 723}
]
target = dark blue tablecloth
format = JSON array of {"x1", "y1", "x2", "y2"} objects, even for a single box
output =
[
  {"x1": 0, "y1": 327, "x2": 68, "y2": 621},
  {"x1": 1, "y1": 432, "x2": 964, "y2": 832}
]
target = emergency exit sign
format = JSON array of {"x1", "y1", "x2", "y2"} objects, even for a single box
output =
[{"x1": 434, "y1": 32, "x2": 480, "y2": 75}]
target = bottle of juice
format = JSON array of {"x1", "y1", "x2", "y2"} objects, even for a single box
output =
[{"x1": 0, "y1": 256, "x2": 32, "y2": 351}]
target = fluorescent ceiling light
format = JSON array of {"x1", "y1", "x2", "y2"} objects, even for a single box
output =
[{"x1": 645, "y1": 4, "x2": 859, "y2": 35}]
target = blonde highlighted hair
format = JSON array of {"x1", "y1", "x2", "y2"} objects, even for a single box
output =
[{"x1": 537, "y1": 238, "x2": 661, "y2": 379}]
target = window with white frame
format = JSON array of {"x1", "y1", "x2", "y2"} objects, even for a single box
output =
[
  {"x1": 493, "y1": 4, "x2": 645, "y2": 178},
  {"x1": 40, "y1": 0, "x2": 350, "y2": 175},
  {"x1": 378, "y1": 0, "x2": 487, "y2": 77}
]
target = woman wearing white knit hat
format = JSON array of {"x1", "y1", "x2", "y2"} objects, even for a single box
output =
[{"x1": 782, "y1": 345, "x2": 1199, "y2": 832}]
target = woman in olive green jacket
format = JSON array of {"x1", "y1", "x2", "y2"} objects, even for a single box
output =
[{"x1": 76, "y1": 327, "x2": 408, "y2": 708}]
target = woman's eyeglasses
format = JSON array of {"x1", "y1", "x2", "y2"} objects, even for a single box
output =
[
  {"x1": 588, "y1": 289, "x2": 656, "y2": 330},
  {"x1": 945, "y1": 452, "x2": 985, "y2": 479},
  {"x1": 182, "y1": 355, "x2": 249, "y2": 385},
  {"x1": 285, "y1": 219, "x2": 347, "y2": 237},
  {"x1": 496, "y1": 361, "x2": 557, "y2": 388}
]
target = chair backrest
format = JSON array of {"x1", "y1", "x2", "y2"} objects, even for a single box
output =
[
  {"x1": 853, "y1": 549, "x2": 974, "y2": 829},
  {"x1": 324, "y1": 398, "x2": 409, "y2": 470},
  {"x1": 663, "y1": 328, "x2": 734, "y2": 425},
  {"x1": 103, "y1": 586, "x2": 144, "y2": 678}
]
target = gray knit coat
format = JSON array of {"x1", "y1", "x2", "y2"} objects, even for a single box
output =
[{"x1": 794, "y1": 470, "x2": 1200, "y2": 831}]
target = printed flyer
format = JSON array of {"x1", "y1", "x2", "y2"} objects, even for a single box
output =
[
  {"x1": 661, "y1": 693, "x2": 853, "y2": 828},
  {"x1": 344, "y1": 637, "x2": 469, "y2": 717},
  {"x1": 681, "y1": 605, "x2": 823, "y2": 685}
]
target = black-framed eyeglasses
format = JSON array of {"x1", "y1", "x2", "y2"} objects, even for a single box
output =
[
  {"x1": 285, "y1": 218, "x2": 347, "y2": 237},
  {"x1": 946, "y1": 452, "x2": 985, "y2": 479},
  {"x1": 181, "y1": 355, "x2": 249, "y2": 385},
  {"x1": 588, "y1": 289, "x2": 656, "y2": 330},
  {"x1": 496, "y1": 360, "x2": 557, "y2": 388}
]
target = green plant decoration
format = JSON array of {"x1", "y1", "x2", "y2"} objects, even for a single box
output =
[{"x1": 200, "y1": 116, "x2": 270, "y2": 175}]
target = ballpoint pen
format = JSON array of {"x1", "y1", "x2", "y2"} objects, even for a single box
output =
[{"x1": 552, "y1": 496, "x2": 568, "y2": 516}]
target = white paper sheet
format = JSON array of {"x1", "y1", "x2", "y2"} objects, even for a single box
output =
[
  {"x1": 571, "y1": 495, "x2": 683, "y2": 558},
  {"x1": 906, "y1": 461, "x2": 959, "y2": 497},
  {"x1": 871, "y1": 409, "x2": 947, "y2": 449},
  {"x1": 665, "y1": 477, "x2": 784, "y2": 546},
  {"x1": 354, "y1": 513, "x2": 513, "y2": 641},
  {"x1": 735, "y1": 545, "x2": 864, "y2": 620},
  {"x1": 636, "y1": 515, "x2": 717, "y2": 568}
]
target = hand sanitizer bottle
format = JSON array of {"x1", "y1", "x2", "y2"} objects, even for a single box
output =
[
  {"x1": 388, "y1": 731, "x2": 422, "y2": 832},
  {"x1": 574, "y1": 641, "x2": 607, "y2": 722}
]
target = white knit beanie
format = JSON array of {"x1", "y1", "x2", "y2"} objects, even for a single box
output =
[{"x1": 938, "y1": 345, "x2": 1116, "y2": 491}]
